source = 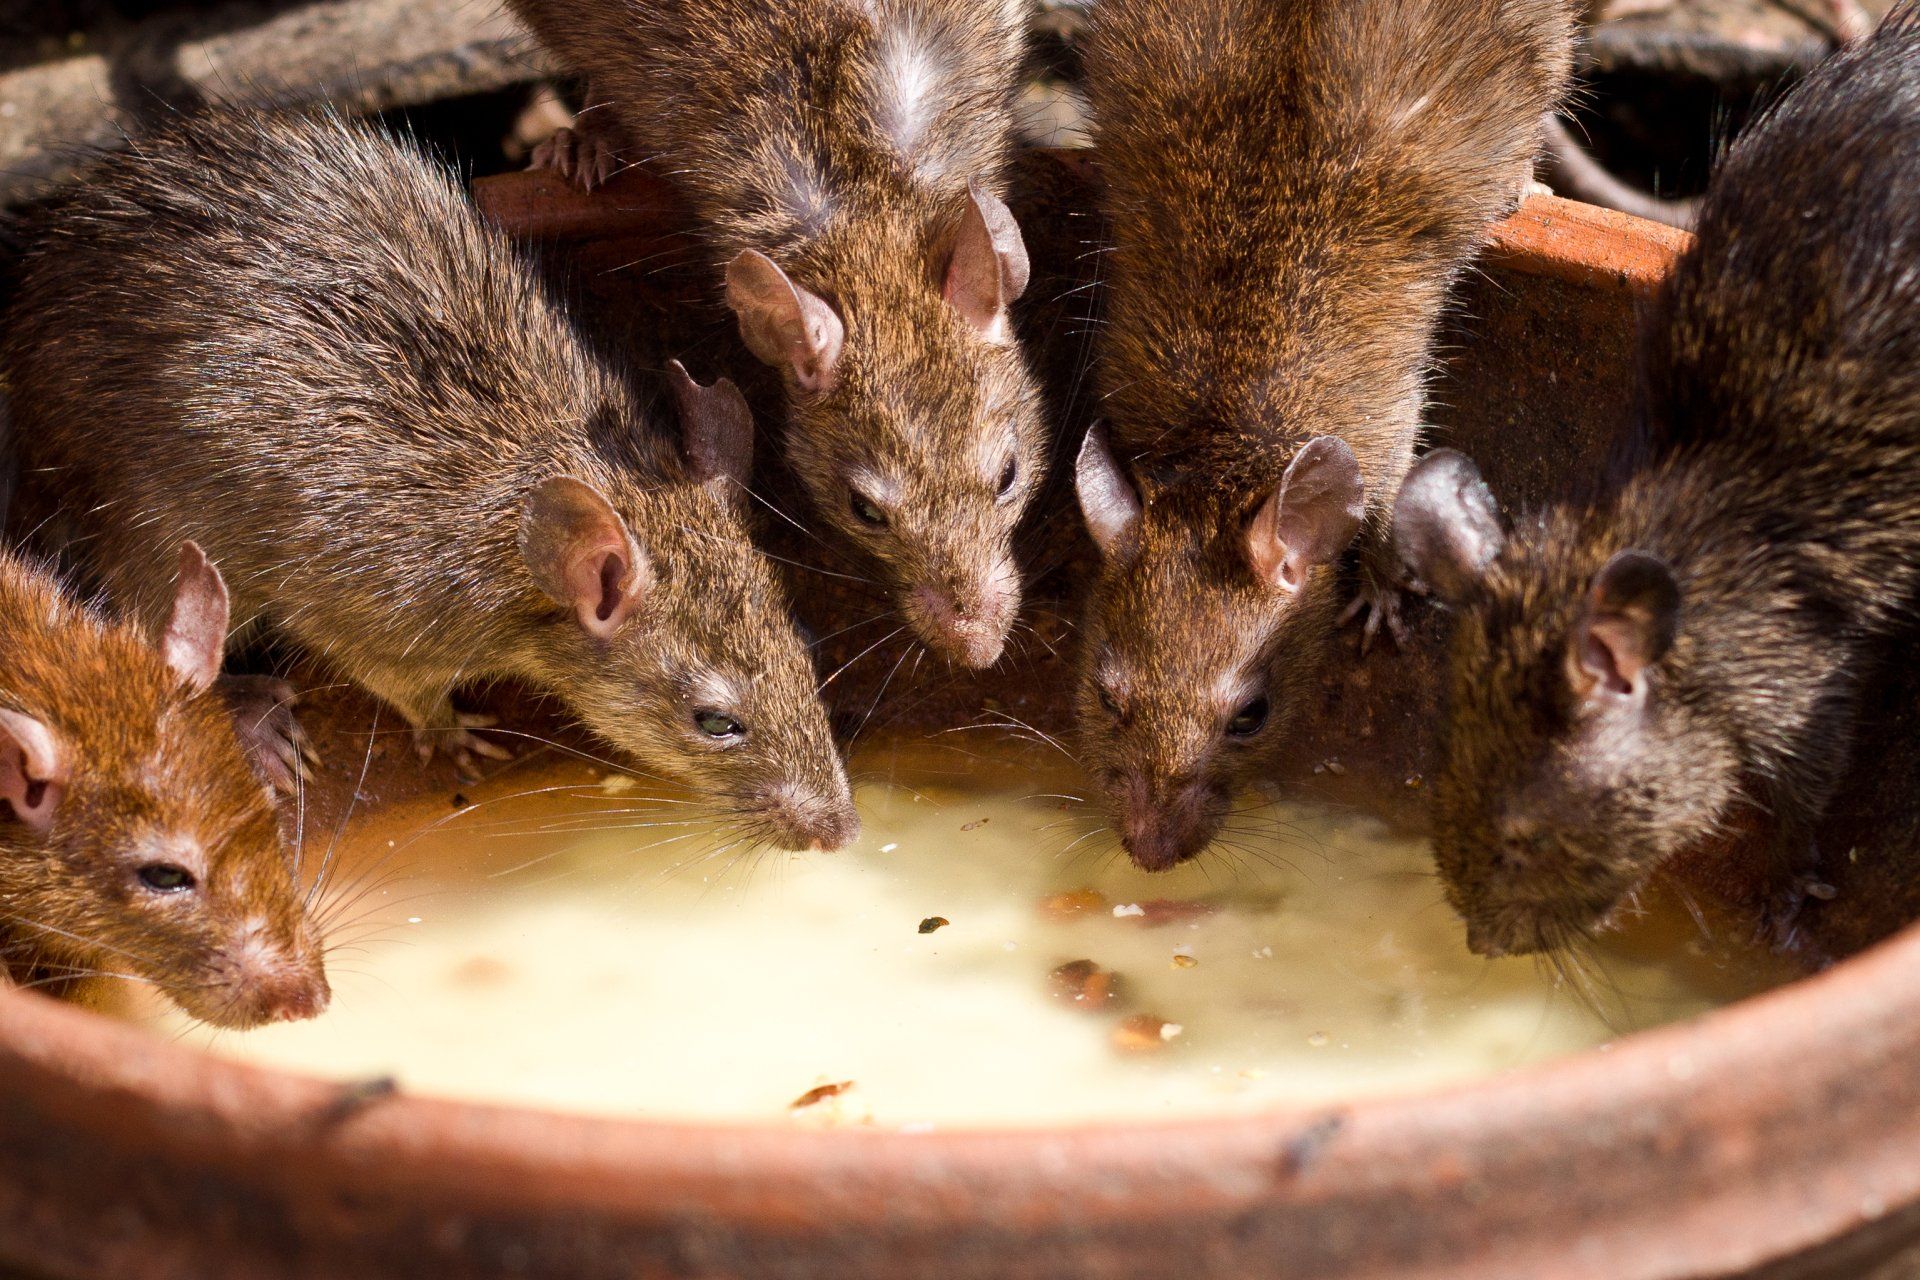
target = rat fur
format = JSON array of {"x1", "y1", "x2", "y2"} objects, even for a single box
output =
[
  {"x1": 508, "y1": 0, "x2": 1048, "y2": 668},
  {"x1": 3, "y1": 107, "x2": 857, "y2": 853},
  {"x1": 1072, "y1": 0, "x2": 1574, "y2": 870},
  {"x1": 0, "y1": 543, "x2": 328, "y2": 1028},
  {"x1": 1397, "y1": 2, "x2": 1920, "y2": 956}
]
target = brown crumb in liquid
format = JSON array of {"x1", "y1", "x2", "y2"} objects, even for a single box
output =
[
  {"x1": 918, "y1": 916, "x2": 949, "y2": 934},
  {"x1": 1037, "y1": 888, "x2": 1108, "y2": 921},
  {"x1": 1111, "y1": 1014, "x2": 1183, "y2": 1055},
  {"x1": 790, "y1": 1080, "x2": 855, "y2": 1110},
  {"x1": 1171, "y1": 953, "x2": 1198, "y2": 969},
  {"x1": 960, "y1": 818, "x2": 990, "y2": 832},
  {"x1": 1049, "y1": 959, "x2": 1126, "y2": 1010}
]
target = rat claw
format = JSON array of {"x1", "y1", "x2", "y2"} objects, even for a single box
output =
[
  {"x1": 219, "y1": 674, "x2": 316, "y2": 795},
  {"x1": 1342, "y1": 583, "x2": 1412, "y2": 655},
  {"x1": 527, "y1": 124, "x2": 621, "y2": 193}
]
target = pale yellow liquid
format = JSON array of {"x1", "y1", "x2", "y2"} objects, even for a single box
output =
[{"x1": 114, "y1": 742, "x2": 1777, "y2": 1128}]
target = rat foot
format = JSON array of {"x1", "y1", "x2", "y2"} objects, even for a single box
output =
[
  {"x1": 1767, "y1": 0, "x2": 1873, "y2": 42},
  {"x1": 528, "y1": 118, "x2": 622, "y2": 192},
  {"x1": 1757, "y1": 873, "x2": 1838, "y2": 955},
  {"x1": 412, "y1": 712, "x2": 512, "y2": 780},
  {"x1": 219, "y1": 674, "x2": 317, "y2": 794},
  {"x1": 1340, "y1": 580, "x2": 1412, "y2": 654}
]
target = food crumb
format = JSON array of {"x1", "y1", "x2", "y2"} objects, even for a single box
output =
[
  {"x1": 1171, "y1": 953, "x2": 1198, "y2": 969},
  {"x1": 879, "y1": 842, "x2": 899, "y2": 853},
  {"x1": 790, "y1": 1080, "x2": 855, "y2": 1110},
  {"x1": 960, "y1": 818, "x2": 990, "y2": 832},
  {"x1": 918, "y1": 916, "x2": 949, "y2": 934},
  {"x1": 599, "y1": 773, "x2": 639, "y2": 795},
  {"x1": 1113, "y1": 903, "x2": 1146, "y2": 919},
  {"x1": 1049, "y1": 959, "x2": 1126, "y2": 1010},
  {"x1": 1038, "y1": 888, "x2": 1108, "y2": 920},
  {"x1": 1252, "y1": 945, "x2": 1274, "y2": 959},
  {"x1": 1307, "y1": 1031, "x2": 1330, "y2": 1048},
  {"x1": 450, "y1": 792, "x2": 470, "y2": 808},
  {"x1": 1112, "y1": 1014, "x2": 1183, "y2": 1055}
]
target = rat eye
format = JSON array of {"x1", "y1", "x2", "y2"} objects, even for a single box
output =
[
  {"x1": 996, "y1": 456, "x2": 1019, "y2": 501},
  {"x1": 1095, "y1": 684, "x2": 1122, "y2": 718},
  {"x1": 1226, "y1": 695, "x2": 1270, "y2": 739},
  {"x1": 137, "y1": 862, "x2": 197, "y2": 893},
  {"x1": 849, "y1": 490, "x2": 887, "y2": 528},
  {"x1": 694, "y1": 709, "x2": 746, "y2": 740}
]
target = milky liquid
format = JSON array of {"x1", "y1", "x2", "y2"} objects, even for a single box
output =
[{"x1": 113, "y1": 742, "x2": 1780, "y2": 1128}]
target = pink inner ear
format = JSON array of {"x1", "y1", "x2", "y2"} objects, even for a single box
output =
[
  {"x1": 0, "y1": 710, "x2": 64, "y2": 832},
  {"x1": 570, "y1": 546, "x2": 636, "y2": 639},
  {"x1": 161, "y1": 541, "x2": 231, "y2": 693},
  {"x1": 1578, "y1": 615, "x2": 1641, "y2": 697},
  {"x1": 724, "y1": 251, "x2": 844, "y2": 392}
]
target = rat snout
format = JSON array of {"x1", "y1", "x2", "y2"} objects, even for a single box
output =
[
  {"x1": 1110, "y1": 771, "x2": 1221, "y2": 872},
  {"x1": 198, "y1": 926, "x2": 332, "y2": 1028},
  {"x1": 904, "y1": 561, "x2": 1018, "y2": 669},
  {"x1": 758, "y1": 780, "x2": 860, "y2": 853}
]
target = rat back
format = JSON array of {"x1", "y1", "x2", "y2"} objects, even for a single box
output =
[
  {"x1": 3, "y1": 108, "x2": 857, "y2": 849},
  {"x1": 1086, "y1": 0, "x2": 1573, "y2": 496},
  {"x1": 509, "y1": 0, "x2": 1026, "y2": 255}
]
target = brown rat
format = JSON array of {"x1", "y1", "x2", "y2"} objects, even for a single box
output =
[
  {"x1": 1396, "y1": 2, "x2": 1920, "y2": 957},
  {"x1": 0, "y1": 542, "x2": 328, "y2": 1029},
  {"x1": 1071, "y1": 0, "x2": 1573, "y2": 870},
  {"x1": 3, "y1": 107, "x2": 857, "y2": 853},
  {"x1": 507, "y1": 0, "x2": 1047, "y2": 669}
]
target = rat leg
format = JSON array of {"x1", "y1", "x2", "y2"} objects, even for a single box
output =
[
  {"x1": 527, "y1": 79, "x2": 627, "y2": 191},
  {"x1": 354, "y1": 669, "x2": 512, "y2": 779},
  {"x1": 1339, "y1": 536, "x2": 1413, "y2": 654},
  {"x1": 218, "y1": 674, "x2": 318, "y2": 794}
]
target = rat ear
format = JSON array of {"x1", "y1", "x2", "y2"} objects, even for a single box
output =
[
  {"x1": 1244, "y1": 437, "x2": 1366, "y2": 594},
  {"x1": 943, "y1": 183, "x2": 1031, "y2": 344},
  {"x1": 519, "y1": 477, "x2": 654, "y2": 639},
  {"x1": 1392, "y1": 449, "x2": 1505, "y2": 602},
  {"x1": 666, "y1": 360, "x2": 753, "y2": 488},
  {"x1": 724, "y1": 250, "x2": 844, "y2": 394},
  {"x1": 1076, "y1": 425, "x2": 1143, "y2": 559},
  {"x1": 0, "y1": 709, "x2": 66, "y2": 832},
  {"x1": 160, "y1": 541, "x2": 230, "y2": 694},
  {"x1": 1574, "y1": 551, "x2": 1680, "y2": 700}
]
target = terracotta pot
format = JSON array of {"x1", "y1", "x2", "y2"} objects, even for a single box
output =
[{"x1": 3, "y1": 165, "x2": 1917, "y2": 1280}]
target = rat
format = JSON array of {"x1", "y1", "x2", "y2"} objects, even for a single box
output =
[
  {"x1": 2, "y1": 107, "x2": 859, "y2": 854},
  {"x1": 1394, "y1": 1, "x2": 1920, "y2": 958},
  {"x1": 507, "y1": 0, "x2": 1048, "y2": 669},
  {"x1": 0, "y1": 541, "x2": 329, "y2": 1029},
  {"x1": 1070, "y1": 0, "x2": 1574, "y2": 871}
]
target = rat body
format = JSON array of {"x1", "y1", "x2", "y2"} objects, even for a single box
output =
[
  {"x1": 0, "y1": 542, "x2": 327, "y2": 1028},
  {"x1": 1072, "y1": 0, "x2": 1573, "y2": 870},
  {"x1": 3, "y1": 108, "x2": 857, "y2": 853},
  {"x1": 508, "y1": 0, "x2": 1047, "y2": 668},
  {"x1": 1397, "y1": 3, "x2": 1920, "y2": 957}
]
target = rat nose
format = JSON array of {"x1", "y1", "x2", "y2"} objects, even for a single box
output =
[
  {"x1": 908, "y1": 584, "x2": 1013, "y2": 668},
  {"x1": 1113, "y1": 771, "x2": 1216, "y2": 872},
  {"x1": 761, "y1": 782, "x2": 860, "y2": 853},
  {"x1": 253, "y1": 965, "x2": 332, "y2": 1024}
]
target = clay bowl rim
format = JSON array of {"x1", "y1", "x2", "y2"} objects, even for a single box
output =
[{"x1": 9, "y1": 193, "x2": 1905, "y2": 1273}]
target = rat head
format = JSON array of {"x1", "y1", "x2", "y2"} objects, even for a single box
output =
[
  {"x1": 724, "y1": 185, "x2": 1045, "y2": 668},
  {"x1": 518, "y1": 366, "x2": 858, "y2": 853},
  {"x1": 1396, "y1": 450, "x2": 1742, "y2": 957},
  {"x1": 0, "y1": 544, "x2": 328, "y2": 1028},
  {"x1": 1072, "y1": 427, "x2": 1367, "y2": 871}
]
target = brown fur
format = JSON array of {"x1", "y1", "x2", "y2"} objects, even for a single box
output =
[
  {"x1": 0, "y1": 549, "x2": 324, "y2": 1028},
  {"x1": 508, "y1": 0, "x2": 1047, "y2": 666},
  {"x1": 1074, "y1": 0, "x2": 1574, "y2": 870},
  {"x1": 1406, "y1": 4, "x2": 1920, "y2": 955},
  {"x1": 3, "y1": 108, "x2": 856, "y2": 852}
]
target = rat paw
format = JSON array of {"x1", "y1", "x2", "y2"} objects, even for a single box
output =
[
  {"x1": 1340, "y1": 581, "x2": 1413, "y2": 654},
  {"x1": 219, "y1": 674, "x2": 318, "y2": 794},
  {"x1": 412, "y1": 713, "x2": 512, "y2": 780},
  {"x1": 1756, "y1": 873, "x2": 1838, "y2": 955},
  {"x1": 528, "y1": 124, "x2": 621, "y2": 192}
]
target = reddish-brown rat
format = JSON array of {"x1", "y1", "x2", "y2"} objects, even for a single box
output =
[
  {"x1": 1396, "y1": 3, "x2": 1920, "y2": 958},
  {"x1": 1071, "y1": 0, "x2": 1573, "y2": 871},
  {"x1": 3, "y1": 107, "x2": 858, "y2": 853},
  {"x1": 507, "y1": 0, "x2": 1047, "y2": 668},
  {"x1": 0, "y1": 542, "x2": 328, "y2": 1028}
]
